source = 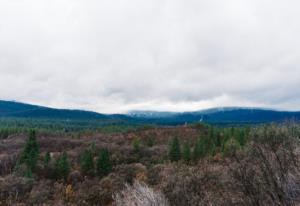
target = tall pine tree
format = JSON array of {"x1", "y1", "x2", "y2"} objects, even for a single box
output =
[
  {"x1": 183, "y1": 142, "x2": 191, "y2": 163},
  {"x1": 80, "y1": 149, "x2": 94, "y2": 176},
  {"x1": 55, "y1": 152, "x2": 70, "y2": 180},
  {"x1": 193, "y1": 137, "x2": 205, "y2": 160},
  {"x1": 97, "y1": 148, "x2": 112, "y2": 177},
  {"x1": 169, "y1": 137, "x2": 181, "y2": 162},
  {"x1": 236, "y1": 129, "x2": 246, "y2": 146},
  {"x1": 20, "y1": 130, "x2": 39, "y2": 176},
  {"x1": 44, "y1": 151, "x2": 51, "y2": 168},
  {"x1": 132, "y1": 138, "x2": 140, "y2": 153}
]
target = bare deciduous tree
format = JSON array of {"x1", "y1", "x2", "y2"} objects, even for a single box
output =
[{"x1": 113, "y1": 180, "x2": 169, "y2": 206}]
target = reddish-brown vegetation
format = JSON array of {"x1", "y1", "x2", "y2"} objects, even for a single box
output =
[{"x1": 0, "y1": 124, "x2": 300, "y2": 205}]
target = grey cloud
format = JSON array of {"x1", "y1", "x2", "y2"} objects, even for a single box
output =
[{"x1": 0, "y1": 0, "x2": 300, "y2": 113}]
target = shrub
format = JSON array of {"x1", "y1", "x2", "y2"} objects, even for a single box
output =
[
  {"x1": 161, "y1": 164, "x2": 224, "y2": 206},
  {"x1": 0, "y1": 153, "x2": 18, "y2": 176},
  {"x1": 28, "y1": 180, "x2": 52, "y2": 205},
  {"x1": 0, "y1": 175, "x2": 34, "y2": 204},
  {"x1": 74, "y1": 174, "x2": 123, "y2": 206},
  {"x1": 113, "y1": 180, "x2": 169, "y2": 206},
  {"x1": 231, "y1": 124, "x2": 300, "y2": 205}
]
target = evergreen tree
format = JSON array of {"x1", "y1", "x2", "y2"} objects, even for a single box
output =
[
  {"x1": 97, "y1": 148, "x2": 112, "y2": 177},
  {"x1": 210, "y1": 142, "x2": 217, "y2": 156},
  {"x1": 89, "y1": 142, "x2": 96, "y2": 156},
  {"x1": 146, "y1": 137, "x2": 155, "y2": 147},
  {"x1": 207, "y1": 127, "x2": 218, "y2": 156},
  {"x1": 193, "y1": 137, "x2": 205, "y2": 160},
  {"x1": 183, "y1": 142, "x2": 191, "y2": 163},
  {"x1": 236, "y1": 129, "x2": 246, "y2": 146},
  {"x1": 221, "y1": 131, "x2": 231, "y2": 152},
  {"x1": 209, "y1": 126, "x2": 214, "y2": 138},
  {"x1": 132, "y1": 138, "x2": 140, "y2": 153},
  {"x1": 20, "y1": 130, "x2": 39, "y2": 175},
  {"x1": 55, "y1": 152, "x2": 70, "y2": 180},
  {"x1": 80, "y1": 149, "x2": 94, "y2": 176},
  {"x1": 169, "y1": 137, "x2": 181, "y2": 162},
  {"x1": 44, "y1": 151, "x2": 51, "y2": 168},
  {"x1": 231, "y1": 127, "x2": 235, "y2": 136},
  {"x1": 209, "y1": 126, "x2": 217, "y2": 146},
  {"x1": 215, "y1": 130, "x2": 222, "y2": 147}
]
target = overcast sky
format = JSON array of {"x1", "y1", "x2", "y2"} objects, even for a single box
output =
[{"x1": 0, "y1": 0, "x2": 300, "y2": 113}]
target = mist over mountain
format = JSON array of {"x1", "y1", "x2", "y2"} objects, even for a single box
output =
[{"x1": 128, "y1": 107, "x2": 300, "y2": 125}]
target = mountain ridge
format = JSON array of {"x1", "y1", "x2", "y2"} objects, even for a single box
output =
[
  {"x1": 0, "y1": 100, "x2": 110, "y2": 120},
  {"x1": 1, "y1": 100, "x2": 300, "y2": 124},
  {"x1": 127, "y1": 107, "x2": 300, "y2": 124}
]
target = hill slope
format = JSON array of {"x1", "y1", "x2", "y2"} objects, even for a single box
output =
[{"x1": 0, "y1": 100, "x2": 109, "y2": 120}]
